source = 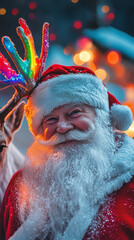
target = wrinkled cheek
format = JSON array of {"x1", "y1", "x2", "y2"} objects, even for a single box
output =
[{"x1": 77, "y1": 119, "x2": 94, "y2": 131}]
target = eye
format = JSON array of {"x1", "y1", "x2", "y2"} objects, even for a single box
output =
[
  {"x1": 45, "y1": 117, "x2": 58, "y2": 124},
  {"x1": 0, "y1": 145, "x2": 7, "y2": 153},
  {"x1": 69, "y1": 109, "x2": 82, "y2": 118}
]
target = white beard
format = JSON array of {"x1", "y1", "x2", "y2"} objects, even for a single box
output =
[{"x1": 18, "y1": 110, "x2": 116, "y2": 239}]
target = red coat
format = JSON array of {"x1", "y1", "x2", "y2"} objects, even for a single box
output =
[
  {"x1": 83, "y1": 176, "x2": 134, "y2": 240},
  {"x1": 0, "y1": 171, "x2": 134, "y2": 240}
]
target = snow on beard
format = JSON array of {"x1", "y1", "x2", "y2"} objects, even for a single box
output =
[{"x1": 17, "y1": 109, "x2": 116, "y2": 239}]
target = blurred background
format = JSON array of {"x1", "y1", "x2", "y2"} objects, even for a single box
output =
[{"x1": 0, "y1": 0, "x2": 134, "y2": 155}]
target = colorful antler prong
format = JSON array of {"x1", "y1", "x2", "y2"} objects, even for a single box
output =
[
  {"x1": 0, "y1": 52, "x2": 17, "y2": 79},
  {"x1": 2, "y1": 36, "x2": 25, "y2": 75},
  {"x1": 16, "y1": 26, "x2": 32, "y2": 63},
  {"x1": 18, "y1": 18, "x2": 37, "y2": 61},
  {"x1": 35, "y1": 22, "x2": 49, "y2": 81},
  {"x1": 19, "y1": 18, "x2": 31, "y2": 36},
  {"x1": 0, "y1": 75, "x2": 26, "y2": 89},
  {"x1": 0, "y1": 18, "x2": 49, "y2": 122},
  {"x1": 40, "y1": 22, "x2": 49, "y2": 61},
  {"x1": 18, "y1": 18, "x2": 37, "y2": 75}
]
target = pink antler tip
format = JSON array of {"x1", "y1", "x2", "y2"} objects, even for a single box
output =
[
  {"x1": 45, "y1": 22, "x2": 49, "y2": 28},
  {"x1": 19, "y1": 18, "x2": 26, "y2": 25}
]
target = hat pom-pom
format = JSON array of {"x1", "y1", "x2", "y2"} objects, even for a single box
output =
[{"x1": 110, "y1": 103, "x2": 133, "y2": 131}]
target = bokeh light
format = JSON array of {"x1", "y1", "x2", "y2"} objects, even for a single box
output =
[
  {"x1": 29, "y1": 1, "x2": 37, "y2": 10},
  {"x1": 107, "y1": 13, "x2": 115, "y2": 21},
  {"x1": 0, "y1": 8, "x2": 6, "y2": 15},
  {"x1": 102, "y1": 5, "x2": 110, "y2": 13},
  {"x1": 73, "y1": 20, "x2": 82, "y2": 29},
  {"x1": 28, "y1": 12, "x2": 36, "y2": 20},
  {"x1": 89, "y1": 62, "x2": 96, "y2": 72},
  {"x1": 79, "y1": 50, "x2": 93, "y2": 62},
  {"x1": 76, "y1": 37, "x2": 92, "y2": 50},
  {"x1": 12, "y1": 8, "x2": 19, "y2": 15},
  {"x1": 95, "y1": 68, "x2": 107, "y2": 81},
  {"x1": 125, "y1": 120, "x2": 134, "y2": 138},
  {"x1": 124, "y1": 101, "x2": 134, "y2": 138},
  {"x1": 125, "y1": 84, "x2": 134, "y2": 102},
  {"x1": 63, "y1": 45, "x2": 73, "y2": 55},
  {"x1": 114, "y1": 64, "x2": 125, "y2": 78},
  {"x1": 106, "y1": 50, "x2": 121, "y2": 65},
  {"x1": 49, "y1": 33, "x2": 56, "y2": 41},
  {"x1": 71, "y1": 0, "x2": 79, "y2": 3},
  {"x1": 73, "y1": 53, "x2": 83, "y2": 65}
]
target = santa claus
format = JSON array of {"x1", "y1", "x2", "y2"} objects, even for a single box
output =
[{"x1": 0, "y1": 64, "x2": 134, "y2": 240}]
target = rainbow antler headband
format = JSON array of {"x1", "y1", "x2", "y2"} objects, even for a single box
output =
[{"x1": 0, "y1": 18, "x2": 49, "y2": 123}]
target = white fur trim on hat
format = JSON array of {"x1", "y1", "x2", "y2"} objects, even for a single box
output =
[
  {"x1": 25, "y1": 73, "x2": 109, "y2": 136},
  {"x1": 110, "y1": 104, "x2": 133, "y2": 131}
]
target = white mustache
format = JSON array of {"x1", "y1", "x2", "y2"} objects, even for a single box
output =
[{"x1": 36, "y1": 122, "x2": 95, "y2": 146}]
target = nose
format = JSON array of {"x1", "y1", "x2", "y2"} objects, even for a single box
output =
[{"x1": 56, "y1": 121, "x2": 73, "y2": 134}]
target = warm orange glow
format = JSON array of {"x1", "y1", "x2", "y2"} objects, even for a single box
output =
[
  {"x1": 114, "y1": 64, "x2": 125, "y2": 78},
  {"x1": 106, "y1": 51, "x2": 121, "y2": 65},
  {"x1": 19, "y1": 182, "x2": 31, "y2": 208},
  {"x1": 63, "y1": 45, "x2": 73, "y2": 55},
  {"x1": 73, "y1": 53, "x2": 83, "y2": 65},
  {"x1": 0, "y1": 8, "x2": 6, "y2": 15},
  {"x1": 95, "y1": 68, "x2": 107, "y2": 81},
  {"x1": 125, "y1": 85, "x2": 134, "y2": 102},
  {"x1": 79, "y1": 50, "x2": 94, "y2": 62},
  {"x1": 102, "y1": 5, "x2": 110, "y2": 13},
  {"x1": 125, "y1": 120, "x2": 134, "y2": 138},
  {"x1": 123, "y1": 101, "x2": 134, "y2": 138},
  {"x1": 71, "y1": 0, "x2": 79, "y2": 3},
  {"x1": 123, "y1": 101, "x2": 134, "y2": 116},
  {"x1": 79, "y1": 51, "x2": 91, "y2": 62},
  {"x1": 89, "y1": 62, "x2": 96, "y2": 72}
]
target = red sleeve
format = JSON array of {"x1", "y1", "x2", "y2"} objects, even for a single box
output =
[{"x1": 0, "y1": 170, "x2": 22, "y2": 240}]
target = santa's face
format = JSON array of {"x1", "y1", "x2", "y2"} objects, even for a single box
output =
[{"x1": 42, "y1": 103, "x2": 96, "y2": 144}]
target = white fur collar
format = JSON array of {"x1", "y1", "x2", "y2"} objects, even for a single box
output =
[{"x1": 10, "y1": 134, "x2": 134, "y2": 240}]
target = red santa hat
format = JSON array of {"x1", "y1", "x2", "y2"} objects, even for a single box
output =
[{"x1": 25, "y1": 64, "x2": 133, "y2": 137}]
